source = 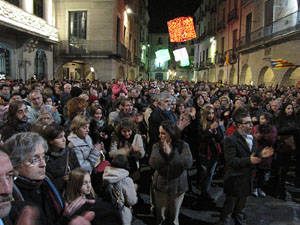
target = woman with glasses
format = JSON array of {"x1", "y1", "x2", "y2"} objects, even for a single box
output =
[{"x1": 5, "y1": 132, "x2": 91, "y2": 225}]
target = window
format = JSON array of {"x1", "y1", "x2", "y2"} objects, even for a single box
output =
[
  {"x1": 5, "y1": 0, "x2": 19, "y2": 7},
  {"x1": 221, "y1": 37, "x2": 225, "y2": 53},
  {"x1": 158, "y1": 37, "x2": 163, "y2": 44},
  {"x1": 117, "y1": 17, "x2": 121, "y2": 43},
  {"x1": 233, "y1": 29, "x2": 237, "y2": 50},
  {"x1": 69, "y1": 11, "x2": 87, "y2": 52},
  {"x1": 0, "y1": 48, "x2": 10, "y2": 76},
  {"x1": 34, "y1": 0, "x2": 43, "y2": 18},
  {"x1": 34, "y1": 50, "x2": 46, "y2": 80}
]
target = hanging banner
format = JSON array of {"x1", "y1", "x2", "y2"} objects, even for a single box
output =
[{"x1": 167, "y1": 17, "x2": 196, "y2": 42}]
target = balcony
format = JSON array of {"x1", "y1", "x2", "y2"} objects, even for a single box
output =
[
  {"x1": 241, "y1": 0, "x2": 253, "y2": 7},
  {"x1": 217, "y1": 20, "x2": 226, "y2": 32},
  {"x1": 228, "y1": 8, "x2": 238, "y2": 24},
  {"x1": 210, "y1": 5, "x2": 217, "y2": 14},
  {"x1": 205, "y1": 58, "x2": 213, "y2": 67},
  {"x1": 236, "y1": 10, "x2": 300, "y2": 53},
  {"x1": 215, "y1": 53, "x2": 225, "y2": 66},
  {"x1": 226, "y1": 50, "x2": 237, "y2": 64},
  {"x1": 0, "y1": 1, "x2": 59, "y2": 43},
  {"x1": 56, "y1": 40, "x2": 127, "y2": 59},
  {"x1": 197, "y1": 29, "x2": 217, "y2": 42}
]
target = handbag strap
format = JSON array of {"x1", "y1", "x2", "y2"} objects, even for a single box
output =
[{"x1": 64, "y1": 150, "x2": 69, "y2": 175}]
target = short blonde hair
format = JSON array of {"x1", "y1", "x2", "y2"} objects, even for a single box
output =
[{"x1": 70, "y1": 115, "x2": 90, "y2": 133}]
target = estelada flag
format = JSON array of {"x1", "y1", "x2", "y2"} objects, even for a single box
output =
[{"x1": 271, "y1": 59, "x2": 296, "y2": 69}]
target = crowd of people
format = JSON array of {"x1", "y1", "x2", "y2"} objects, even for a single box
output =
[{"x1": 0, "y1": 77, "x2": 299, "y2": 225}]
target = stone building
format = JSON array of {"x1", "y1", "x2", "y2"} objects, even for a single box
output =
[
  {"x1": 54, "y1": 0, "x2": 148, "y2": 81},
  {"x1": 0, "y1": 0, "x2": 59, "y2": 81},
  {"x1": 194, "y1": 0, "x2": 300, "y2": 86}
]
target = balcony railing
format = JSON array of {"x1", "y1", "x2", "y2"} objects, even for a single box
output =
[
  {"x1": 241, "y1": 0, "x2": 253, "y2": 7},
  {"x1": 197, "y1": 29, "x2": 217, "y2": 42},
  {"x1": 215, "y1": 53, "x2": 225, "y2": 66},
  {"x1": 205, "y1": 58, "x2": 213, "y2": 67},
  {"x1": 56, "y1": 40, "x2": 127, "y2": 59},
  {"x1": 237, "y1": 9, "x2": 300, "y2": 51},
  {"x1": 226, "y1": 49, "x2": 237, "y2": 64},
  {"x1": 228, "y1": 8, "x2": 238, "y2": 24},
  {"x1": 210, "y1": 5, "x2": 217, "y2": 14},
  {"x1": 217, "y1": 20, "x2": 226, "y2": 32}
]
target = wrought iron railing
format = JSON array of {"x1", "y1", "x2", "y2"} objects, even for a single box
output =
[
  {"x1": 237, "y1": 10, "x2": 300, "y2": 50},
  {"x1": 228, "y1": 8, "x2": 238, "y2": 23},
  {"x1": 56, "y1": 40, "x2": 127, "y2": 59}
]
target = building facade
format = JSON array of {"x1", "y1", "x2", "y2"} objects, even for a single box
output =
[
  {"x1": 54, "y1": 0, "x2": 148, "y2": 81},
  {"x1": 194, "y1": 0, "x2": 300, "y2": 86},
  {"x1": 0, "y1": 0, "x2": 59, "y2": 81}
]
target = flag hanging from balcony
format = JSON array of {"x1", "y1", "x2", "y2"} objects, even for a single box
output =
[
  {"x1": 167, "y1": 17, "x2": 196, "y2": 42},
  {"x1": 173, "y1": 47, "x2": 189, "y2": 62},
  {"x1": 271, "y1": 59, "x2": 296, "y2": 69}
]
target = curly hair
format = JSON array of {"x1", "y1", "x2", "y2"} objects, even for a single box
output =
[
  {"x1": 114, "y1": 118, "x2": 137, "y2": 135},
  {"x1": 67, "y1": 97, "x2": 88, "y2": 119}
]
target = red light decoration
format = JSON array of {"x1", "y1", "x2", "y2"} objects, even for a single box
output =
[{"x1": 167, "y1": 17, "x2": 197, "y2": 43}]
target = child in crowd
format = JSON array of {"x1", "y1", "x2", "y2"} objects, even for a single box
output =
[
  {"x1": 103, "y1": 154, "x2": 138, "y2": 225},
  {"x1": 65, "y1": 168, "x2": 95, "y2": 203}
]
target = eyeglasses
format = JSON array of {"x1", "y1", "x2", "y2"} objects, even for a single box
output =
[
  {"x1": 0, "y1": 171, "x2": 18, "y2": 183},
  {"x1": 24, "y1": 155, "x2": 49, "y2": 166},
  {"x1": 241, "y1": 121, "x2": 252, "y2": 125}
]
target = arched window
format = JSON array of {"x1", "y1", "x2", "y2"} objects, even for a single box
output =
[
  {"x1": 34, "y1": 50, "x2": 46, "y2": 80},
  {"x1": 5, "y1": 0, "x2": 20, "y2": 7},
  {"x1": 0, "y1": 48, "x2": 10, "y2": 76},
  {"x1": 34, "y1": 0, "x2": 43, "y2": 18}
]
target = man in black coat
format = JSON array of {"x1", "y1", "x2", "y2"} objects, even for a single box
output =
[{"x1": 216, "y1": 110, "x2": 274, "y2": 225}]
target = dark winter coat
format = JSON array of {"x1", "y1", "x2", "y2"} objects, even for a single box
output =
[
  {"x1": 149, "y1": 140, "x2": 193, "y2": 195},
  {"x1": 223, "y1": 131, "x2": 259, "y2": 197},
  {"x1": 0, "y1": 119, "x2": 30, "y2": 141},
  {"x1": 46, "y1": 146, "x2": 80, "y2": 193}
]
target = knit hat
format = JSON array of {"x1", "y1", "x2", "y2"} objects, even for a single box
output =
[
  {"x1": 88, "y1": 95, "x2": 98, "y2": 104},
  {"x1": 70, "y1": 87, "x2": 83, "y2": 98}
]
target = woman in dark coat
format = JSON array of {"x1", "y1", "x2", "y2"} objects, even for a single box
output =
[
  {"x1": 252, "y1": 112, "x2": 277, "y2": 197},
  {"x1": 149, "y1": 120, "x2": 193, "y2": 225},
  {"x1": 42, "y1": 123, "x2": 80, "y2": 193},
  {"x1": 274, "y1": 102, "x2": 299, "y2": 199}
]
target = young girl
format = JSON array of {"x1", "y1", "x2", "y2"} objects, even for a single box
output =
[{"x1": 65, "y1": 168, "x2": 95, "y2": 203}]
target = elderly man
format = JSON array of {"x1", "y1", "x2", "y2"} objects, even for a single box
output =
[
  {"x1": 0, "y1": 150, "x2": 95, "y2": 225},
  {"x1": 0, "y1": 101, "x2": 30, "y2": 142},
  {"x1": 27, "y1": 90, "x2": 61, "y2": 124}
]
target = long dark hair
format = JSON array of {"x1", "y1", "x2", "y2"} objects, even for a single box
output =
[
  {"x1": 258, "y1": 112, "x2": 273, "y2": 134},
  {"x1": 160, "y1": 120, "x2": 181, "y2": 149}
]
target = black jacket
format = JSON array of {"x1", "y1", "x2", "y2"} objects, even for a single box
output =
[
  {"x1": 0, "y1": 119, "x2": 30, "y2": 141},
  {"x1": 46, "y1": 146, "x2": 80, "y2": 193},
  {"x1": 223, "y1": 130, "x2": 258, "y2": 197}
]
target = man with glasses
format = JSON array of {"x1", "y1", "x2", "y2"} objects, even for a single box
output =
[
  {"x1": 216, "y1": 109, "x2": 274, "y2": 225},
  {"x1": 0, "y1": 101, "x2": 30, "y2": 142},
  {"x1": 4, "y1": 132, "x2": 94, "y2": 225}
]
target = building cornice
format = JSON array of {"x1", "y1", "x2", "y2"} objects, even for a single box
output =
[{"x1": 0, "y1": 1, "x2": 59, "y2": 43}]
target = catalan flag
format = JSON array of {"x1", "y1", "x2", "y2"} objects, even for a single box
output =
[{"x1": 271, "y1": 59, "x2": 296, "y2": 69}]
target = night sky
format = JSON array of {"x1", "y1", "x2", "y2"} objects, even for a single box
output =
[{"x1": 148, "y1": 0, "x2": 200, "y2": 33}]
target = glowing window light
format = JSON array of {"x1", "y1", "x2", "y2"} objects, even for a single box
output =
[
  {"x1": 167, "y1": 17, "x2": 197, "y2": 43},
  {"x1": 180, "y1": 58, "x2": 190, "y2": 67},
  {"x1": 155, "y1": 49, "x2": 170, "y2": 62},
  {"x1": 173, "y1": 47, "x2": 189, "y2": 62}
]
